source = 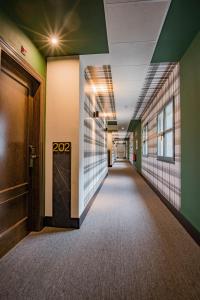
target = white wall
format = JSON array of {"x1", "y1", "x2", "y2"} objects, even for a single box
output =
[
  {"x1": 45, "y1": 56, "x2": 80, "y2": 218},
  {"x1": 79, "y1": 60, "x2": 85, "y2": 216}
]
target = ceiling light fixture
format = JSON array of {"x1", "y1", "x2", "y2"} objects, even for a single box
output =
[{"x1": 50, "y1": 36, "x2": 59, "y2": 46}]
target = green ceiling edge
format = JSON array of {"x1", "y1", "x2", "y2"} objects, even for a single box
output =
[
  {"x1": 152, "y1": 0, "x2": 200, "y2": 63},
  {"x1": 127, "y1": 120, "x2": 140, "y2": 132},
  {"x1": 0, "y1": 0, "x2": 109, "y2": 57}
]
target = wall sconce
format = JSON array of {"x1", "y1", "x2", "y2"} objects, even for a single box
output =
[{"x1": 93, "y1": 111, "x2": 99, "y2": 118}]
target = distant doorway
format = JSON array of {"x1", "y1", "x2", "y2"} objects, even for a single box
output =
[{"x1": 117, "y1": 143, "x2": 126, "y2": 159}]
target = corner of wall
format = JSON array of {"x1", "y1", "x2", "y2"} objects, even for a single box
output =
[{"x1": 79, "y1": 59, "x2": 85, "y2": 216}]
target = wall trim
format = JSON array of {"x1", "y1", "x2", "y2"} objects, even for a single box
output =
[
  {"x1": 44, "y1": 216, "x2": 79, "y2": 229},
  {"x1": 139, "y1": 171, "x2": 200, "y2": 246},
  {"x1": 44, "y1": 173, "x2": 108, "y2": 229},
  {"x1": 0, "y1": 36, "x2": 45, "y2": 81}
]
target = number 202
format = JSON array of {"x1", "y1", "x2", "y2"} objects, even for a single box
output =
[{"x1": 53, "y1": 142, "x2": 70, "y2": 153}]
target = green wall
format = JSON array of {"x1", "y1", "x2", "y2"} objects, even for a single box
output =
[
  {"x1": 0, "y1": 11, "x2": 46, "y2": 77},
  {"x1": 152, "y1": 0, "x2": 200, "y2": 63},
  {"x1": 180, "y1": 31, "x2": 200, "y2": 232},
  {"x1": 133, "y1": 121, "x2": 142, "y2": 173},
  {"x1": 127, "y1": 140, "x2": 129, "y2": 161}
]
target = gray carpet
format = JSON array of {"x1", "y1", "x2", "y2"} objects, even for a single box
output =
[{"x1": 0, "y1": 161, "x2": 200, "y2": 300}]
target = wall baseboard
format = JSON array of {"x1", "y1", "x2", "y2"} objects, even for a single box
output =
[
  {"x1": 0, "y1": 218, "x2": 29, "y2": 258},
  {"x1": 44, "y1": 216, "x2": 79, "y2": 229},
  {"x1": 44, "y1": 173, "x2": 108, "y2": 230},
  {"x1": 139, "y1": 171, "x2": 200, "y2": 246}
]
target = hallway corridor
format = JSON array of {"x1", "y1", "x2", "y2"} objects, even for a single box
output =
[{"x1": 0, "y1": 162, "x2": 200, "y2": 300}]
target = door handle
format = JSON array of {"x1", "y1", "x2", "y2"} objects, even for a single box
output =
[
  {"x1": 29, "y1": 145, "x2": 39, "y2": 168},
  {"x1": 31, "y1": 154, "x2": 39, "y2": 159}
]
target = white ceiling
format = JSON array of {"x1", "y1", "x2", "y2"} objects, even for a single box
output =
[{"x1": 80, "y1": 0, "x2": 171, "y2": 138}]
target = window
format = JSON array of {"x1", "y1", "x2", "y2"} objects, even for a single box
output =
[
  {"x1": 142, "y1": 124, "x2": 148, "y2": 156},
  {"x1": 157, "y1": 99, "x2": 174, "y2": 162}
]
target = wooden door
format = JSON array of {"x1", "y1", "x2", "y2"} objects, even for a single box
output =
[{"x1": 0, "y1": 50, "x2": 40, "y2": 257}]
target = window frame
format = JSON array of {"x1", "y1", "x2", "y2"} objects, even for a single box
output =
[
  {"x1": 157, "y1": 98, "x2": 175, "y2": 163},
  {"x1": 142, "y1": 123, "x2": 148, "y2": 157}
]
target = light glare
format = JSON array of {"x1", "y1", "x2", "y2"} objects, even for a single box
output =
[
  {"x1": 92, "y1": 85, "x2": 97, "y2": 94},
  {"x1": 50, "y1": 36, "x2": 59, "y2": 46}
]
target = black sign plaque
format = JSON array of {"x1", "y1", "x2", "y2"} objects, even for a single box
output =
[{"x1": 52, "y1": 142, "x2": 71, "y2": 227}]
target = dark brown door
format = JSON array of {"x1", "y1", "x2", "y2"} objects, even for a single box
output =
[{"x1": 0, "y1": 51, "x2": 40, "y2": 257}]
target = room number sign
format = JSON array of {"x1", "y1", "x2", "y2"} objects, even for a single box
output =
[{"x1": 53, "y1": 142, "x2": 71, "y2": 153}]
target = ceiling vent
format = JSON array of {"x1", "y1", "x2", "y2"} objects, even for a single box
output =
[{"x1": 107, "y1": 120, "x2": 118, "y2": 132}]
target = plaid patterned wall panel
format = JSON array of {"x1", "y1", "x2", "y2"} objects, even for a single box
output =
[
  {"x1": 83, "y1": 65, "x2": 116, "y2": 207},
  {"x1": 84, "y1": 94, "x2": 107, "y2": 206},
  {"x1": 141, "y1": 64, "x2": 181, "y2": 210}
]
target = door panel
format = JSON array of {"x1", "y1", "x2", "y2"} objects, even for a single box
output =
[
  {"x1": 0, "y1": 49, "x2": 40, "y2": 257},
  {"x1": 0, "y1": 192, "x2": 28, "y2": 233},
  {"x1": 0, "y1": 217, "x2": 28, "y2": 258},
  {"x1": 0, "y1": 70, "x2": 29, "y2": 190}
]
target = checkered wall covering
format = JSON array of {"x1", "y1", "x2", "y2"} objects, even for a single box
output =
[
  {"x1": 83, "y1": 65, "x2": 116, "y2": 207},
  {"x1": 141, "y1": 64, "x2": 181, "y2": 210},
  {"x1": 84, "y1": 94, "x2": 107, "y2": 206}
]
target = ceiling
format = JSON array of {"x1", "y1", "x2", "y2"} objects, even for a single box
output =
[
  {"x1": 81, "y1": 0, "x2": 171, "y2": 138},
  {"x1": 127, "y1": 0, "x2": 200, "y2": 132},
  {"x1": 0, "y1": 0, "x2": 200, "y2": 138},
  {"x1": 152, "y1": 0, "x2": 200, "y2": 62},
  {"x1": 0, "y1": 0, "x2": 109, "y2": 56},
  {"x1": 4, "y1": 0, "x2": 198, "y2": 140}
]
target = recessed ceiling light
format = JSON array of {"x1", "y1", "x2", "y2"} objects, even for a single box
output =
[
  {"x1": 122, "y1": 127, "x2": 124, "y2": 130},
  {"x1": 50, "y1": 36, "x2": 59, "y2": 46}
]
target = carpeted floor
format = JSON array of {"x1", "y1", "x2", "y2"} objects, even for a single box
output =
[{"x1": 0, "y1": 161, "x2": 200, "y2": 300}]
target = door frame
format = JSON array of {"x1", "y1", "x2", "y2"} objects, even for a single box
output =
[{"x1": 0, "y1": 37, "x2": 45, "y2": 231}]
